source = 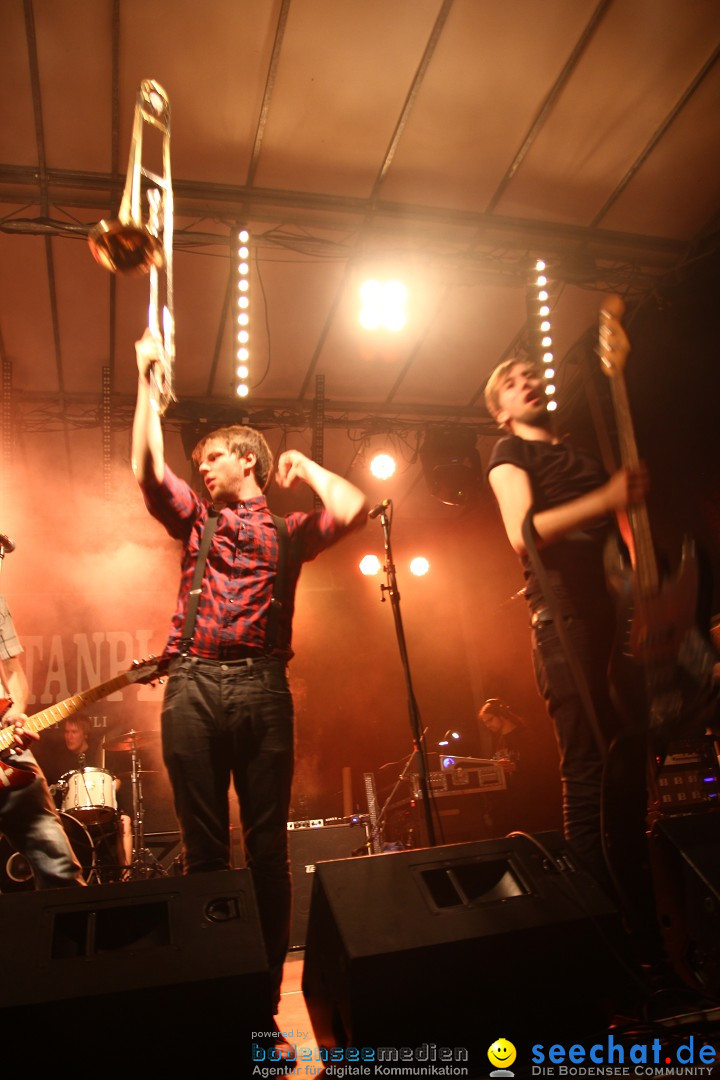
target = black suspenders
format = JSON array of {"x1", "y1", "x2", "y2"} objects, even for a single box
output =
[
  {"x1": 265, "y1": 514, "x2": 290, "y2": 653},
  {"x1": 179, "y1": 509, "x2": 219, "y2": 656},
  {"x1": 179, "y1": 508, "x2": 290, "y2": 656}
]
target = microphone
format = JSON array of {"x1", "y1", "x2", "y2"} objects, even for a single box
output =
[
  {"x1": 0, "y1": 534, "x2": 15, "y2": 553},
  {"x1": 368, "y1": 499, "x2": 391, "y2": 520}
]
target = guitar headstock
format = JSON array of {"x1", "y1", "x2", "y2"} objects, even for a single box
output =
[
  {"x1": 598, "y1": 293, "x2": 631, "y2": 378},
  {"x1": 127, "y1": 656, "x2": 168, "y2": 685}
]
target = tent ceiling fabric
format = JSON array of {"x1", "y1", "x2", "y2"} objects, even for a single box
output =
[{"x1": 1, "y1": 0, "x2": 720, "y2": 492}]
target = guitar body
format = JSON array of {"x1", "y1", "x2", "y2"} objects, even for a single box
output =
[
  {"x1": 628, "y1": 536, "x2": 698, "y2": 672},
  {"x1": 0, "y1": 757, "x2": 36, "y2": 792},
  {"x1": 607, "y1": 534, "x2": 708, "y2": 743}
]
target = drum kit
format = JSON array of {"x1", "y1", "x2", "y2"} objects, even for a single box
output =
[{"x1": 0, "y1": 727, "x2": 167, "y2": 892}]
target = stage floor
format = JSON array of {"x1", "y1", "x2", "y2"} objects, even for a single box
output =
[
  {"x1": 269, "y1": 950, "x2": 720, "y2": 1080},
  {"x1": 274, "y1": 951, "x2": 319, "y2": 1077}
]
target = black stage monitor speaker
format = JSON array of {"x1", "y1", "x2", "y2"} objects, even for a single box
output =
[
  {"x1": 0, "y1": 869, "x2": 271, "y2": 1062},
  {"x1": 302, "y1": 832, "x2": 628, "y2": 1066}
]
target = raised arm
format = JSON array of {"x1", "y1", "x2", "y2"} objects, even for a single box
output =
[
  {"x1": 131, "y1": 328, "x2": 165, "y2": 487},
  {"x1": 489, "y1": 461, "x2": 648, "y2": 557},
  {"x1": 275, "y1": 450, "x2": 367, "y2": 526}
]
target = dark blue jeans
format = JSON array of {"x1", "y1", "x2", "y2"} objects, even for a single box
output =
[
  {"x1": 0, "y1": 749, "x2": 84, "y2": 888},
  {"x1": 161, "y1": 654, "x2": 294, "y2": 1011}
]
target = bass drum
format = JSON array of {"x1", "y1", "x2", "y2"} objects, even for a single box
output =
[{"x1": 0, "y1": 811, "x2": 95, "y2": 892}]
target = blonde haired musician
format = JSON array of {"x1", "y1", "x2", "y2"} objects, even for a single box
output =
[{"x1": 484, "y1": 328, "x2": 649, "y2": 905}]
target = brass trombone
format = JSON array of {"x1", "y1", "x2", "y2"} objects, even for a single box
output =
[{"x1": 89, "y1": 79, "x2": 175, "y2": 413}]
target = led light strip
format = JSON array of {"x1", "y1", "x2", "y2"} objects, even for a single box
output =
[
  {"x1": 235, "y1": 227, "x2": 250, "y2": 398},
  {"x1": 529, "y1": 259, "x2": 557, "y2": 412}
]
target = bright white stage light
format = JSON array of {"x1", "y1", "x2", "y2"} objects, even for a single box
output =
[
  {"x1": 370, "y1": 453, "x2": 396, "y2": 480},
  {"x1": 359, "y1": 279, "x2": 408, "y2": 333},
  {"x1": 359, "y1": 554, "x2": 382, "y2": 576}
]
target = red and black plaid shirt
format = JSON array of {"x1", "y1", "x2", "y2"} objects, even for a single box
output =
[{"x1": 143, "y1": 466, "x2": 358, "y2": 661}]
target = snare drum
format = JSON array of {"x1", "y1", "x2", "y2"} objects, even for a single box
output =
[
  {"x1": 61, "y1": 767, "x2": 117, "y2": 825},
  {"x1": 0, "y1": 812, "x2": 95, "y2": 892}
]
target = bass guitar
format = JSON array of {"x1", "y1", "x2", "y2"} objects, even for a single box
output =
[
  {"x1": 598, "y1": 294, "x2": 717, "y2": 747},
  {"x1": 0, "y1": 657, "x2": 165, "y2": 792}
]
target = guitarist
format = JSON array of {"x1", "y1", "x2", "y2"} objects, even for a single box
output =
[
  {"x1": 483, "y1": 327, "x2": 651, "y2": 921},
  {"x1": 0, "y1": 594, "x2": 84, "y2": 888}
]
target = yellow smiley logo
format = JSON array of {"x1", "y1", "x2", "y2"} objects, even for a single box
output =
[{"x1": 488, "y1": 1038, "x2": 517, "y2": 1070}]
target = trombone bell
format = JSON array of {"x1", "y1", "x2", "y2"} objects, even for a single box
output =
[
  {"x1": 88, "y1": 220, "x2": 164, "y2": 275},
  {"x1": 89, "y1": 79, "x2": 176, "y2": 414}
]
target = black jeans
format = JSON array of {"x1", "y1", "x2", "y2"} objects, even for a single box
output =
[
  {"x1": 532, "y1": 610, "x2": 655, "y2": 925},
  {"x1": 532, "y1": 612, "x2": 619, "y2": 881},
  {"x1": 161, "y1": 654, "x2": 294, "y2": 1011}
]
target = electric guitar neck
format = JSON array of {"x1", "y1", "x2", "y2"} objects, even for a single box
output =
[
  {"x1": 598, "y1": 296, "x2": 702, "y2": 740},
  {"x1": 0, "y1": 657, "x2": 164, "y2": 792}
]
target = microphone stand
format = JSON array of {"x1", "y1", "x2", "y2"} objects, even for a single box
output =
[
  {"x1": 374, "y1": 503, "x2": 436, "y2": 847},
  {"x1": 375, "y1": 735, "x2": 425, "y2": 848}
]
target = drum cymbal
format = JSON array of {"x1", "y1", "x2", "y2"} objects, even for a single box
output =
[{"x1": 105, "y1": 730, "x2": 160, "y2": 751}]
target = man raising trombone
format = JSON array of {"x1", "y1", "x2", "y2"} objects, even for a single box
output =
[{"x1": 132, "y1": 328, "x2": 367, "y2": 1048}]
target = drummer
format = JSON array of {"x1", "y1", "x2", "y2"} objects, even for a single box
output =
[
  {"x1": 59, "y1": 716, "x2": 95, "y2": 773},
  {"x1": 46, "y1": 717, "x2": 132, "y2": 874}
]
